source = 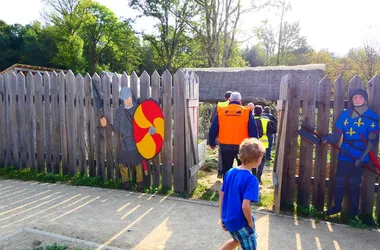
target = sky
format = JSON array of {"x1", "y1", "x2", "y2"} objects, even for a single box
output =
[{"x1": 1, "y1": 0, "x2": 380, "y2": 56}]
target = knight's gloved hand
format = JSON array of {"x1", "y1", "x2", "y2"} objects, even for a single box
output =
[
  {"x1": 354, "y1": 159, "x2": 364, "y2": 168},
  {"x1": 321, "y1": 135, "x2": 329, "y2": 144}
]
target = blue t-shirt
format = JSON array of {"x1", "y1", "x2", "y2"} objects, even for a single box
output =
[
  {"x1": 335, "y1": 108, "x2": 379, "y2": 162},
  {"x1": 221, "y1": 167, "x2": 259, "y2": 232}
]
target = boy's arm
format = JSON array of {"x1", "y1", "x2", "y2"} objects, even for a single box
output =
[
  {"x1": 219, "y1": 190, "x2": 224, "y2": 218},
  {"x1": 242, "y1": 199, "x2": 254, "y2": 229},
  {"x1": 219, "y1": 191, "x2": 227, "y2": 231}
]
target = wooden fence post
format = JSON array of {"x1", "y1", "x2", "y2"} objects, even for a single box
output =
[
  {"x1": 361, "y1": 75, "x2": 380, "y2": 216},
  {"x1": 151, "y1": 70, "x2": 161, "y2": 186},
  {"x1": 17, "y1": 72, "x2": 27, "y2": 169},
  {"x1": 59, "y1": 71, "x2": 68, "y2": 174},
  {"x1": 50, "y1": 72, "x2": 60, "y2": 173},
  {"x1": 84, "y1": 73, "x2": 95, "y2": 176},
  {"x1": 112, "y1": 73, "x2": 121, "y2": 179},
  {"x1": 93, "y1": 73, "x2": 105, "y2": 179},
  {"x1": 312, "y1": 76, "x2": 331, "y2": 210},
  {"x1": 140, "y1": 70, "x2": 151, "y2": 187},
  {"x1": 76, "y1": 74, "x2": 86, "y2": 175},
  {"x1": 279, "y1": 73, "x2": 301, "y2": 206},
  {"x1": 102, "y1": 73, "x2": 114, "y2": 180},
  {"x1": 328, "y1": 76, "x2": 345, "y2": 208},
  {"x1": 66, "y1": 71, "x2": 77, "y2": 174},
  {"x1": 44, "y1": 72, "x2": 52, "y2": 172},
  {"x1": 0, "y1": 75, "x2": 4, "y2": 167},
  {"x1": 162, "y1": 70, "x2": 173, "y2": 189},
  {"x1": 173, "y1": 70, "x2": 186, "y2": 192},
  {"x1": 35, "y1": 72, "x2": 45, "y2": 172},
  {"x1": 26, "y1": 72, "x2": 36, "y2": 170},
  {"x1": 297, "y1": 76, "x2": 317, "y2": 207}
]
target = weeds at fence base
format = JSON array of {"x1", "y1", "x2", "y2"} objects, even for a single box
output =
[{"x1": 289, "y1": 201, "x2": 380, "y2": 229}]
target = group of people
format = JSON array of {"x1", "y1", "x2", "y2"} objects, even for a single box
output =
[
  {"x1": 209, "y1": 91, "x2": 277, "y2": 182},
  {"x1": 208, "y1": 91, "x2": 277, "y2": 249},
  {"x1": 212, "y1": 88, "x2": 379, "y2": 250}
]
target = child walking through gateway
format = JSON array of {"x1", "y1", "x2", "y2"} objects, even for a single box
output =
[{"x1": 219, "y1": 138, "x2": 265, "y2": 250}]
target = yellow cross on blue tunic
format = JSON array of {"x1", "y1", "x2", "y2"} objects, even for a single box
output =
[{"x1": 343, "y1": 119, "x2": 349, "y2": 126}]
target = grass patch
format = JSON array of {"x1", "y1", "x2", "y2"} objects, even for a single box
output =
[
  {"x1": 257, "y1": 192, "x2": 274, "y2": 209},
  {"x1": 31, "y1": 242, "x2": 89, "y2": 250},
  {"x1": 294, "y1": 203, "x2": 379, "y2": 229},
  {"x1": 192, "y1": 183, "x2": 218, "y2": 201}
]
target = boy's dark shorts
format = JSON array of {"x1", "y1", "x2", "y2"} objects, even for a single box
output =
[{"x1": 229, "y1": 223, "x2": 258, "y2": 250}]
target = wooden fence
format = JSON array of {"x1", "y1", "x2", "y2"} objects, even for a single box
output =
[
  {"x1": 0, "y1": 69, "x2": 200, "y2": 193},
  {"x1": 273, "y1": 73, "x2": 380, "y2": 217}
]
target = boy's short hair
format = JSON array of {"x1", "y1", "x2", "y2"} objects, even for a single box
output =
[
  {"x1": 263, "y1": 106, "x2": 271, "y2": 113},
  {"x1": 239, "y1": 138, "x2": 265, "y2": 164}
]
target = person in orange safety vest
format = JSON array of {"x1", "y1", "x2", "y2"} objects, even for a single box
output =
[{"x1": 209, "y1": 92, "x2": 259, "y2": 177}]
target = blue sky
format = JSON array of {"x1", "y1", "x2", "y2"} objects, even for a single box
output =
[{"x1": 1, "y1": 0, "x2": 380, "y2": 56}]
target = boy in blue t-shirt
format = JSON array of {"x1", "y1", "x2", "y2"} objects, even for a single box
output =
[{"x1": 219, "y1": 138, "x2": 265, "y2": 250}]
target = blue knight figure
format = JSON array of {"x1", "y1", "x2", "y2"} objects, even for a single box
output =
[{"x1": 323, "y1": 88, "x2": 379, "y2": 217}]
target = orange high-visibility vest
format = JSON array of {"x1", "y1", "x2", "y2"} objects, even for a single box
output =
[{"x1": 217, "y1": 104, "x2": 250, "y2": 145}]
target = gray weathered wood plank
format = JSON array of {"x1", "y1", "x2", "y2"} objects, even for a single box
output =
[
  {"x1": 26, "y1": 72, "x2": 36, "y2": 170},
  {"x1": 362, "y1": 75, "x2": 380, "y2": 216},
  {"x1": 102, "y1": 73, "x2": 114, "y2": 180},
  {"x1": 17, "y1": 72, "x2": 27, "y2": 168},
  {"x1": 0, "y1": 75, "x2": 5, "y2": 167},
  {"x1": 84, "y1": 74, "x2": 95, "y2": 176},
  {"x1": 112, "y1": 73, "x2": 121, "y2": 179},
  {"x1": 76, "y1": 74, "x2": 86, "y2": 175},
  {"x1": 93, "y1": 73, "x2": 105, "y2": 179},
  {"x1": 151, "y1": 70, "x2": 161, "y2": 186},
  {"x1": 297, "y1": 76, "x2": 317, "y2": 207},
  {"x1": 327, "y1": 76, "x2": 345, "y2": 208},
  {"x1": 50, "y1": 72, "x2": 60, "y2": 173},
  {"x1": 35, "y1": 72, "x2": 45, "y2": 172},
  {"x1": 173, "y1": 70, "x2": 186, "y2": 192},
  {"x1": 59, "y1": 71, "x2": 68, "y2": 174},
  {"x1": 66, "y1": 71, "x2": 77, "y2": 174},
  {"x1": 162, "y1": 70, "x2": 172, "y2": 189},
  {"x1": 44, "y1": 72, "x2": 52, "y2": 172},
  {"x1": 313, "y1": 76, "x2": 331, "y2": 210}
]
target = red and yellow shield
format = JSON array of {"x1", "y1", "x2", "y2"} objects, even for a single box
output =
[{"x1": 133, "y1": 99, "x2": 164, "y2": 160}]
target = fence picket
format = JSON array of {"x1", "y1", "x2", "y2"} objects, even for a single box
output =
[
  {"x1": 312, "y1": 76, "x2": 331, "y2": 210},
  {"x1": 151, "y1": 70, "x2": 161, "y2": 186},
  {"x1": 162, "y1": 70, "x2": 173, "y2": 188},
  {"x1": 44, "y1": 72, "x2": 52, "y2": 172},
  {"x1": 297, "y1": 76, "x2": 317, "y2": 207}
]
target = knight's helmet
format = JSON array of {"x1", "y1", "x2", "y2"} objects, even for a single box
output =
[{"x1": 349, "y1": 88, "x2": 368, "y2": 104}]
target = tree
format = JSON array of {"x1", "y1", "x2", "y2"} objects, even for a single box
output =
[
  {"x1": 278, "y1": 22, "x2": 310, "y2": 65},
  {"x1": 347, "y1": 41, "x2": 380, "y2": 82},
  {"x1": 80, "y1": 3, "x2": 120, "y2": 74},
  {"x1": 42, "y1": 0, "x2": 93, "y2": 35},
  {"x1": 102, "y1": 20, "x2": 142, "y2": 74},
  {"x1": 129, "y1": 0, "x2": 197, "y2": 71},
  {"x1": 42, "y1": 0, "x2": 94, "y2": 72},
  {"x1": 0, "y1": 21, "x2": 25, "y2": 69},
  {"x1": 309, "y1": 49, "x2": 345, "y2": 80},
  {"x1": 255, "y1": 20, "x2": 277, "y2": 65},
  {"x1": 189, "y1": 0, "x2": 267, "y2": 67},
  {"x1": 274, "y1": 0, "x2": 291, "y2": 65},
  {"x1": 241, "y1": 45, "x2": 266, "y2": 67}
]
